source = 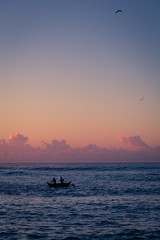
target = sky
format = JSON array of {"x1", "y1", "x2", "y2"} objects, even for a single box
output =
[{"x1": 0, "y1": 0, "x2": 160, "y2": 162}]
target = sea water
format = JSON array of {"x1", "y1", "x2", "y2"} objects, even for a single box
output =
[{"x1": 0, "y1": 163, "x2": 160, "y2": 240}]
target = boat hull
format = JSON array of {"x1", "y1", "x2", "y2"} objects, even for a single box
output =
[{"x1": 47, "y1": 181, "x2": 71, "y2": 188}]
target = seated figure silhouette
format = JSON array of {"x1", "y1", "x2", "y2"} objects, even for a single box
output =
[
  {"x1": 60, "y1": 176, "x2": 64, "y2": 184},
  {"x1": 52, "y1": 177, "x2": 56, "y2": 184}
]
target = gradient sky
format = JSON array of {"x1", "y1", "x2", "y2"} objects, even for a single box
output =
[{"x1": 1, "y1": 0, "x2": 160, "y2": 156}]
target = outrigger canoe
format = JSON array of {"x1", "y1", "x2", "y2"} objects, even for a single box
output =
[{"x1": 47, "y1": 181, "x2": 71, "y2": 188}]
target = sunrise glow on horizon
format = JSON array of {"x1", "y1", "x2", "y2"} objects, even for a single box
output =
[{"x1": 1, "y1": 0, "x2": 160, "y2": 162}]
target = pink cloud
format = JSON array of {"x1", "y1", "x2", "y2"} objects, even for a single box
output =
[
  {"x1": 42, "y1": 139, "x2": 72, "y2": 153},
  {"x1": 0, "y1": 139, "x2": 6, "y2": 144},
  {"x1": 8, "y1": 133, "x2": 28, "y2": 146},
  {"x1": 0, "y1": 133, "x2": 160, "y2": 163},
  {"x1": 118, "y1": 135, "x2": 150, "y2": 149},
  {"x1": 82, "y1": 144, "x2": 99, "y2": 153},
  {"x1": 0, "y1": 134, "x2": 37, "y2": 162},
  {"x1": 108, "y1": 132, "x2": 114, "y2": 137}
]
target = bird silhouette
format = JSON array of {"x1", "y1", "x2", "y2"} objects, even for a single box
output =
[
  {"x1": 115, "y1": 10, "x2": 123, "y2": 15},
  {"x1": 139, "y1": 97, "x2": 144, "y2": 102}
]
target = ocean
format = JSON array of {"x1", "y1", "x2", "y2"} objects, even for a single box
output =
[{"x1": 0, "y1": 163, "x2": 160, "y2": 240}]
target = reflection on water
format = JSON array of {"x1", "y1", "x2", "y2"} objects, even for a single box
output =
[{"x1": 0, "y1": 163, "x2": 160, "y2": 239}]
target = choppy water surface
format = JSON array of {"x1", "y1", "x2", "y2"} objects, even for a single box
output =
[{"x1": 0, "y1": 163, "x2": 160, "y2": 239}]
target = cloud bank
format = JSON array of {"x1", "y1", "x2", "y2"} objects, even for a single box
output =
[{"x1": 0, "y1": 133, "x2": 159, "y2": 163}]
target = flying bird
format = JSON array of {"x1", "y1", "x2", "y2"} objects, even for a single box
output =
[
  {"x1": 115, "y1": 9, "x2": 123, "y2": 15},
  {"x1": 139, "y1": 97, "x2": 144, "y2": 102}
]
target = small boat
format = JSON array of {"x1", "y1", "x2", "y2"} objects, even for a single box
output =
[{"x1": 47, "y1": 181, "x2": 71, "y2": 188}]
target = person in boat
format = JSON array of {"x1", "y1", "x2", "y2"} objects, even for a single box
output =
[
  {"x1": 52, "y1": 177, "x2": 56, "y2": 184},
  {"x1": 60, "y1": 176, "x2": 64, "y2": 184}
]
